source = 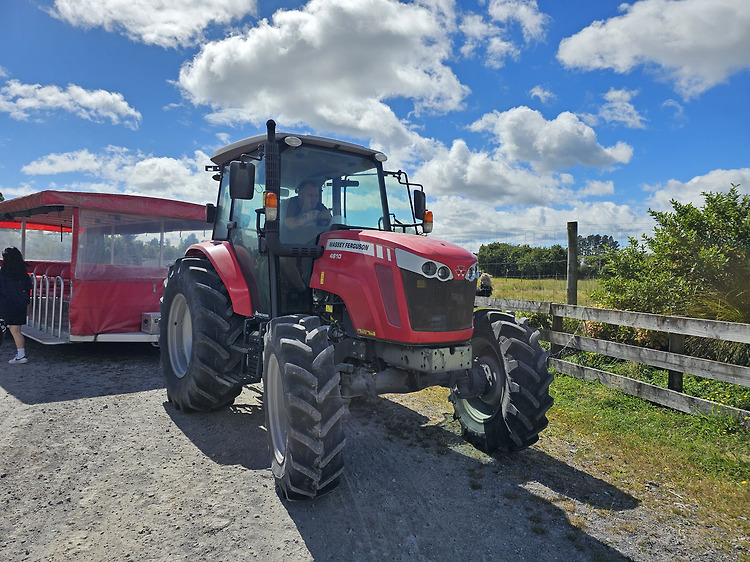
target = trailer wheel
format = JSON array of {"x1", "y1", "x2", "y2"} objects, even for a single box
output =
[
  {"x1": 450, "y1": 309, "x2": 553, "y2": 453},
  {"x1": 263, "y1": 315, "x2": 347, "y2": 499},
  {"x1": 161, "y1": 257, "x2": 244, "y2": 412}
]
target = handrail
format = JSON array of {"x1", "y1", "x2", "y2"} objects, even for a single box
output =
[
  {"x1": 27, "y1": 273, "x2": 69, "y2": 338},
  {"x1": 52, "y1": 275, "x2": 65, "y2": 337}
]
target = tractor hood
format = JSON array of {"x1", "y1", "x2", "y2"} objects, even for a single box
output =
[
  {"x1": 318, "y1": 230, "x2": 478, "y2": 280},
  {"x1": 313, "y1": 229, "x2": 478, "y2": 345}
]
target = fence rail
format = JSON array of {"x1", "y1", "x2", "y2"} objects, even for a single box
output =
[{"x1": 475, "y1": 296, "x2": 750, "y2": 421}]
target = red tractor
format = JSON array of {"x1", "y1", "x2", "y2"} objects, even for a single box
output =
[{"x1": 161, "y1": 120, "x2": 552, "y2": 499}]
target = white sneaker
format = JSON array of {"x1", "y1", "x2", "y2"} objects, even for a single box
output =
[{"x1": 9, "y1": 356, "x2": 27, "y2": 364}]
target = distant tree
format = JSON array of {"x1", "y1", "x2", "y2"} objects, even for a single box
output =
[
  {"x1": 517, "y1": 245, "x2": 566, "y2": 278},
  {"x1": 0, "y1": 192, "x2": 4, "y2": 202},
  {"x1": 477, "y1": 242, "x2": 566, "y2": 278},
  {"x1": 477, "y1": 242, "x2": 517, "y2": 277},
  {"x1": 578, "y1": 234, "x2": 620, "y2": 278},
  {"x1": 578, "y1": 234, "x2": 619, "y2": 256},
  {"x1": 179, "y1": 233, "x2": 200, "y2": 253}
]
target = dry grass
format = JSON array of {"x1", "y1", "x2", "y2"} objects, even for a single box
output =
[{"x1": 487, "y1": 276, "x2": 600, "y2": 305}]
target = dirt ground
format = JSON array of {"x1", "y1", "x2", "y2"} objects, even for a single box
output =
[{"x1": 0, "y1": 340, "x2": 741, "y2": 561}]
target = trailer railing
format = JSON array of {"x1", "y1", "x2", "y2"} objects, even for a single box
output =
[{"x1": 28, "y1": 273, "x2": 70, "y2": 339}]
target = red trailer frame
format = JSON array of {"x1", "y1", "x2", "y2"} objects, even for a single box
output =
[{"x1": 0, "y1": 191, "x2": 210, "y2": 344}]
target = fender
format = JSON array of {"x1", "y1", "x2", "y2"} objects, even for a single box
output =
[{"x1": 184, "y1": 241, "x2": 254, "y2": 317}]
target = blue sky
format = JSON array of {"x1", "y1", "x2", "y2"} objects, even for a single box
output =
[{"x1": 1, "y1": 0, "x2": 748, "y2": 249}]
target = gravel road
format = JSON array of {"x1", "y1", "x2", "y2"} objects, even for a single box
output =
[{"x1": 0, "y1": 340, "x2": 739, "y2": 561}]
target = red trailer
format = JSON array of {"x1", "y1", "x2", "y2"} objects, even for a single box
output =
[{"x1": 0, "y1": 190, "x2": 210, "y2": 344}]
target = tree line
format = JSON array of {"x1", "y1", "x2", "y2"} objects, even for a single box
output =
[{"x1": 477, "y1": 234, "x2": 619, "y2": 279}]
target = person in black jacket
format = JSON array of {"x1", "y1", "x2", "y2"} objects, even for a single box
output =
[{"x1": 0, "y1": 247, "x2": 32, "y2": 364}]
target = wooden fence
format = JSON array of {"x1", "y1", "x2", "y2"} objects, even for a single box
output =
[{"x1": 475, "y1": 296, "x2": 750, "y2": 421}]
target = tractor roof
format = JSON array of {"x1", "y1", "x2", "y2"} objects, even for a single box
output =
[{"x1": 210, "y1": 131, "x2": 383, "y2": 166}]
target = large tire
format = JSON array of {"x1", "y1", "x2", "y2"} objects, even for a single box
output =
[
  {"x1": 450, "y1": 309, "x2": 553, "y2": 453},
  {"x1": 263, "y1": 315, "x2": 347, "y2": 499},
  {"x1": 161, "y1": 257, "x2": 245, "y2": 412}
]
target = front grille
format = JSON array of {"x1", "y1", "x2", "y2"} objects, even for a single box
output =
[{"x1": 400, "y1": 270, "x2": 475, "y2": 332}]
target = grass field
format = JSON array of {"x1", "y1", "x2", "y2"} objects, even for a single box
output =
[
  {"x1": 545, "y1": 376, "x2": 749, "y2": 553},
  {"x1": 486, "y1": 276, "x2": 599, "y2": 305}
]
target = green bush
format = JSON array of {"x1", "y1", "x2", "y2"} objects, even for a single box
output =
[{"x1": 592, "y1": 185, "x2": 750, "y2": 364}]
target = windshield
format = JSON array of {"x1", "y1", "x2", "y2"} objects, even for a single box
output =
[{"x1": 278, "y1": 144, "x2": 388, "y2": 243}]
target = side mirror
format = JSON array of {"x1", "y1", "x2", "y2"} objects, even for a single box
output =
[
  {"x1": 205, "y1": 203, "x2": 216, "y2": 223},
  {"x1": 229, "y1": 161, "x2": 255, "y2": 200},
  {"x1": 413, "y1": 189, "x2": 426, "y2": 220}
]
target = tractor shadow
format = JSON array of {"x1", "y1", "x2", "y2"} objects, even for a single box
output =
[
  {"x1": 163, "y1": 384, "x2": 271, "y2": 471},
  {"x1": 169, "y1": 384, "x2": 641, "y2": 560},
  {"x1": 0, "y1": 340, "x2": 163, "y2": 404},
  {"x1": 279, "y1": 396, "x2": 639, "y2": 560}
]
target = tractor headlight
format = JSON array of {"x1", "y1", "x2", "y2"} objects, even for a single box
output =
[
  {"x1": 394, "y1": 248, "x2": 454, "y2": 281},
  {"x1": 465, "y1": 263, "x2": 479, "y2": 281},
  {"x1": 422, "y1": 261, "x2": 437, "y2": 276}
]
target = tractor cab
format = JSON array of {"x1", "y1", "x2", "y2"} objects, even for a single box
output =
[{"x1": 207, "y1": 121, "x2": 432, "y2": 318}]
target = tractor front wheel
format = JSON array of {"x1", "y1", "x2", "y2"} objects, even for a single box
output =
[
  {"x1": 263, "y1": 315, "x2": 347, "y2": 499},
  {"x1": 450, "y1": 309, "x2": 553, "y2": 453}
]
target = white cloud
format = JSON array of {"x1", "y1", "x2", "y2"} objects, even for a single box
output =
[
  {"x1": 557, "y1": 0, "x2": 750, "y2": 99},
  {"x1": 19, "y1": 147, "x2": 214, "y2": 204},
  {"x1": 661, "y1": 99, "x2": 688, "y2": 127},
  {"x1": 459, "y1": 14, "x2": 519, "y2": 68},
  {"x1": 469, "y1": 107, "x2": 633, "y2": 172},
  {"x1": 125, "y1": 154, "x2": 212, "y2": 202},
  {"x1": 0, "y1": 80, "x2": 141, "y2": 128},
  {"x1": 529, "y1": 85, "x2": 555, "y2": 104},
  {"x1": 215, "y1": 132, "x2": 232, "y2": 146},
  {"x1": 579, "y1": 179, "x2": 615, "y2": 197},
  {"x1": 0, "y1": 66, "x2": 7, "y2": 78},
  {"x1": 0, "y1": 182, "x2": 37, "y2": 202},
  {"x1": 178, "y1": 0, "x2": 466, "y2": 153},
  {"x1": 487, "y1": 0, "x2": 549, "y2": 41},
  {"x1": 428, "y1": 195, "x2": 645, "y2": 250},
  {"x1": 21, "y1": 149, "x2": 102, "y2": 175},
  {"x1": 406, "y1": 106, "x2": 634, "y2": 216},
  {"x1": 580, "y1": 88, "x2": 647, "y2": 129},
  {"x1": 459, "y1": 0, "x2": 548, "y2": 68},
  {"x1": 643, "y1": 168, "x2": 750, "y2": 211},
  {"x1": 49, "y1": 0, "x2": 257, "y2": 48},
  {"x1": 413, "y1": 138, "x2": 569, "y2": 206}
]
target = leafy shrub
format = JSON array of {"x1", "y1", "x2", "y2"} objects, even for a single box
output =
[{"x1": 592, "y1": 185, "x2": 750, "y2": 364}]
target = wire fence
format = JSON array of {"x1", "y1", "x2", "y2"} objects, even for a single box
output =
[{"x1": 480, "y1": 261, "x2": 569, "y2": 279}]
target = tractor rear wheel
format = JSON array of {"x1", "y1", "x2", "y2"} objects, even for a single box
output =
[
  {"x1": 263, "y1": 315, "x2": 347, "y2": 499},
  {"x1": 161, "y1": 257, "x2": 244, "y2": 412},
  {"x1": 450, "y1": 309, "x2": 553, "y2": 453}
]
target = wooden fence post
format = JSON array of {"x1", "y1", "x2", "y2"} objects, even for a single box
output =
[
  {"x1": 567, "y1": 221, "x2": 578, "y2": 306},
  {"x1": 668, "y1": 333, "x2": 685, "y2": 393}
]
